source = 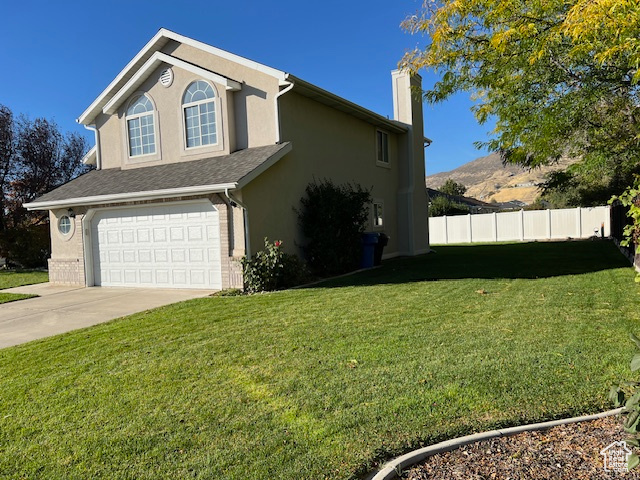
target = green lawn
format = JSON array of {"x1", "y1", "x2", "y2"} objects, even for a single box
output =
[
  {"x1": 0, "y1": 269, "x2": 48, "y2": 304},
  {"x1": 0, "y1": 241, "x2": 638, "y2": 479}
]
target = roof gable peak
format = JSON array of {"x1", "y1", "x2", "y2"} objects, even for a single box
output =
[{"x1": 78, "y1": 28, "x2": 286, "y2": 126}]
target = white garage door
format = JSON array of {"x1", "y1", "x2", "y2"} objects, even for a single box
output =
[{"x1": 91, "y1": 202, "x2": 222, "y2": 289}]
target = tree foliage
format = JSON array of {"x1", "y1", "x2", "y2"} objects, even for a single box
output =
[
  {"x1": 610, "y1": 175, "x2": 640, "y2": 251},
  {"x1": 0, "y1": 104, "x2": 89, "y2": 266},
  {"x1": 428, "y1": 195, "x2": 469, "y2": 217},
  {"x1": 401, "y1": 0, "x2": 640, "y2": 194},
  {"x1": 438, "y1": 178, "x2": 467, "y2": 196}
]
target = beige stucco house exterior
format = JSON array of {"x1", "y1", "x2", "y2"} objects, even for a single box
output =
[{"x1": 26, "y1": 29, "x2": 430, "y2": 290}]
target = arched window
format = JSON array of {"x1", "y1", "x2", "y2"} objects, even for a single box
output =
[
  {"x1": 126, "y1": 94, "x2": 156, "y2": 157},
  {"x1": 183, "y1": 80, "x2": 217, "y2": 148}
]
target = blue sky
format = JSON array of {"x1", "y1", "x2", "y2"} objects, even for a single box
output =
[{"x1": 0, "y1": 0, "x2": 493, "y2": 175}]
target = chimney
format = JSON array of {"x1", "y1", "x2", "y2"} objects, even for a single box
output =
[{"x1": 391, "y1": 70, "x2": 430, "y2": 255}]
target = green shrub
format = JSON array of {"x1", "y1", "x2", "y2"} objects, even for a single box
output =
[
  {"x1": 209, "y1": 288, "x2": 244, "y2": 297},
  {"x1": 428, "y1": 195, "x2": 469, "y2": 217},
  {"x1": 297, "y1": 179, "x2": 371, "y2": 276},
  {"x1": 609, "y1": 333, "x2": 640, "y2": 470},
  {"x1": 610, "y1": 175, "x2": 640, "y2": 282},
  {"x1": 241, "y1": 238, "x2": 308, "y2": 293},
  {"x1": 0, "y1": 224, "x2": 50, "y2": 268},
  {"x1": 610, "y1": 175, "x2": 640, "y2": 248}
]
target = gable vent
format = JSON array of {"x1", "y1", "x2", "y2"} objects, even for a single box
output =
[{"x1": 159, "y1": 68, "x2": 174, "y2": 87}]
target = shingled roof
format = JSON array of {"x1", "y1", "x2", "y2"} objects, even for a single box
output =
[{"x1": 26, "y1": 142, "x2": 291, "y2": 210}]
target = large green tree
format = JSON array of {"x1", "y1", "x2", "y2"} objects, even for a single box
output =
[
  {"x1": 0, "y1": 105, "x2": 89, "y2": 266},
  {"x1": 401, "y1": 0, "x2": 640, "y2": 199}
]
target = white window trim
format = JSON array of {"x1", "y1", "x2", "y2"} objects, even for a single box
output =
[
  {"x1": 372, "y1": 199, "x2": 385, "y2": 229},
  {"x1": 122, "y1": 92, "x2": 162, "y2": 164},
  {"x1": 181, "y1": 80, "x2": 224, "y2": 155},
  {"x1": 376, "y1": 129, "x2": 390, "y2": 168},
  {"x1": 55, "y1": 210, "x2": 76, "y2": 241}
]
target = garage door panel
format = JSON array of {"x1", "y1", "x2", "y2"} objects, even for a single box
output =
[
  {"x1": 140, "y1": 270, "x2": 153, "y2": 283},
  {"x1": 92, "y1": 202, "x2": 222, "y2": 289},
  {"x1": 171, "y1": 249, "x2": 186, "y2": 262},
  {"x1": 189, "y1": 248, "x2": 204, "y2": 262},
  {"x1": 173, "y1": 270, "x2": 187, "y2": 284},
  {"x1": 153, "y1": 228, "x2": 167, "y2": 242},
  {"x1": 137, "y1": 229, "x2": 150, "y2": 242},
  {"x1": 188, "y1": 226, "x2": 203, "y2": 240},
  {"x1": 121, "y1": 230, "x2": 135, "y2": 243}
]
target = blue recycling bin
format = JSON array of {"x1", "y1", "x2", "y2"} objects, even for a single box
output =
[{"x1": 360, "y1": 232, "x2": 379, "y2": 269}]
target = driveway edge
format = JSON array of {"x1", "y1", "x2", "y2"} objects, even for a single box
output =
[{"x1": 368, "y1": 407, "x2": 624, "y2": 480}]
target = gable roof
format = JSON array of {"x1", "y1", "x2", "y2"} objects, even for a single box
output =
[
  {"x1": 25, "y1": 143, "x2": 291, "y2": 210},
  {"x1": 77, "y1": 29, "x2": 407, "y2": 134},
  {"x1": 102, "y1": 52, "x2": 242, "y2": 116},
  {"x1": 77, "y1": 29, "x2": 286, "y2": 126}
]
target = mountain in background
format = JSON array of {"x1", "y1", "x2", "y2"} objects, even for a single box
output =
[{"x1": 426, "y1": 153, "x2": 575, "y2": 205}]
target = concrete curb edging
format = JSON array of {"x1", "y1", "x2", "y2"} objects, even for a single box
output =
[{"x1": 368, "y1": 408, "x2": 624, "y2": 480}]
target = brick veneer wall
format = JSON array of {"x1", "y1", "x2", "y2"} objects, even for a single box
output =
[
  {"x1": 48, "y1": 258, "x2": 85, "y2": 285},
  {"x1": 48, "y1": 213, "x2": 86, "y2": 285}
]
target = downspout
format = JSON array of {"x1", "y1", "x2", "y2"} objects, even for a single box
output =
[
  {"x1": 274, "y1": 77, "x2": 294, "y2": 143},
  {"x1": 83, "y1": 124, "x2": 101, "y2": 170},
  {"x1": 224, "y1": 187, "x2": 251, "y2": 257}
]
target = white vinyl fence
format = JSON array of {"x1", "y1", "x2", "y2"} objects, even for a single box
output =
[{"x1": 429, "y1": 206, "x2": 611, "y2": 245}]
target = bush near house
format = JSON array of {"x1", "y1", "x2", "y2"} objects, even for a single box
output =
[
  {"x1": 0, "y1": 224, "x2": 50, "y2": 268},
  {"x1": 240, "y1": 238, "x2": 308, "y2": 293},
  {"x1": 297, "y1": 179, "x2": 371, "y2": 276}
]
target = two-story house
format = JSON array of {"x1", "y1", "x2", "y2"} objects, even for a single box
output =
[{"x1": 25, "y1": 29, "x2": 430, "y2": 290}]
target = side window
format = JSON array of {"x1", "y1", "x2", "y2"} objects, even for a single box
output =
[
  {"x1": 373, "y1": 201, "x2": 384, "y2": 228},
  {"x1": 376, "y1": 130, "x2": 389, "y2": 165},
  {"x1": 126, "y1": 94, "x2": 156, "y2": 157},
  {"x1": 183, "y1": 80, "x2": 218, "y2": 149}
]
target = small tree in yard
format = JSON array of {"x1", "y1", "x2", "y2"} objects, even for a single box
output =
[{"x1": 297, "y1": 179, "x2": 371, "y2": 276}]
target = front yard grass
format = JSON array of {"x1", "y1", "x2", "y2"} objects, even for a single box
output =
[
  {"x1": 0, "y1": 269, "x2": 48, "y2": 304},
  {"x1": 0, "y1": 241, "x2": 638, "y2": 479}
]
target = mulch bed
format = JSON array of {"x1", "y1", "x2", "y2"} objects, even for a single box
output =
[{"x1": 401, "y1": 415, "x2": 640, "y2": 479}]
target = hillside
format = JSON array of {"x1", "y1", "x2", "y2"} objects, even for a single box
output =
[{"x1": 426, "y1": 153, "x2": 575, "y2": 204}]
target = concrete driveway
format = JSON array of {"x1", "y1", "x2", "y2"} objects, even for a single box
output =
[{"x1": 0, "y1": 283, "x2": 213, "y2": 349}]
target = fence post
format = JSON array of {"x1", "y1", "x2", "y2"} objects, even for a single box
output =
[
  {"x1": 519, "y1": 209, "x2": 525, "y2": 242},
  {"x1": 493, "y1": 212, "x2": 498, "y2": 242},
  {"x1": 443, "y1": 215, "x2": 448, "y2": 245},
  {"x1": 576, "y1": 207, "x2": 582, "y2": 238},
  {"x1": 468, "y1": 214, "x2": 473, "y2": 243},
  {"x1": 547, "y1": 209, "x2": 552, "y2": 239}
]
